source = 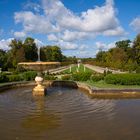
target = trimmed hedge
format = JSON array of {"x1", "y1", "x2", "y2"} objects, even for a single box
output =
[
  {"x1": 45, "y1": 75, "x2": 57, "y2": 80},
  {"x1": 7, "y1": 75, "x2": 22, "y2": 82},
  {"x1": 0, "y1": 73, "x2": 9, "y2": 82},
  {"x1": 61, "y1": 75, "x2": 71, "y2": 80},
  {"x1": 105, "y1": 74, "x2": 140, "y2": 85},
  {"x1": 91, "y1": 74, "x2": 104, "y2": 82},
  {"x1": 22, "y1": 71, "x2": 37, "y2": 81},
  {"x1": 0, "y1": 71, "x2": 37, "y2": 83},
  {"x1": 72, "y1": 72, "x2": 92, "y2": 81},
  {"x1": 136, "y1": 67, "x2": 140, "y2": 73}
]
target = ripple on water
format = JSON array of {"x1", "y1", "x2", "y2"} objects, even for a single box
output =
[{"x1": 0, "y1": 86, "x2": 140, "y2": 140}]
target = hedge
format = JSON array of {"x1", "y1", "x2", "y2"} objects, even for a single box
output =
[
  {"x1": 45, "y1": 75, "x2": 57, "y2": 80},
  {"x1": 7, "y1": 75, "x2": 22, "y2": 82},
  {"x1": 105, "y1": 74, "x2": 140, "y2": 85},
  {"x1": 22, "y1": 71, "x2": 37, "y2": 81},
  {"x1": 0, "y1": 73, "x2": 9, "y2": 83},
  {"x1": 72, "y1": 72, "x2": 92, "y2": 81},
  {"x1": 61, "y1": 75, "x2": 71, "y2": 80},
  {"x1": 91, "y1": 74, "x2": 104, "y2": 82}
]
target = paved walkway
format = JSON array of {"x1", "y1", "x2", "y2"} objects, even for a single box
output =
[
  {"x1": 84, "y1": 64, "x2": 126, "y2": 74},
  {"x1": 48, "y1": 65, "x2": 72, "y2": 74},
  {"x1": 46, "y1": 64, "x2": 126, "y2": 74}
]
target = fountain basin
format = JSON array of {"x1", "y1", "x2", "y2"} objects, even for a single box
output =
[
  {"x1": 18, "y1": 62, "x2": 60, "y2": 72},
  {"x1": 18, "y1": 62, "x2": 60, "y2": 96}
]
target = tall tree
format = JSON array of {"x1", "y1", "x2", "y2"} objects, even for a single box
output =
[
  {"x1": 132, "y1": 34, "x2": 140, "y2": 64},
  {"x1": 0, "y1": 49, "x2": 6, "y2": 70},
  {"x1": 96, "y1": 51, "x2": 107, "y2": 62},
  {"x1": 24, "y1": 37, "x2": 38, "y2": 61},
  {"x1": 41, "y1": 46, "x2": 63, "y2": 61},
  {"x1": 115, "y1": 40, "x2": 131, "y2": 51},
  {"x1": 8, "y1": 39, "x2": 25, "y2": 68}
]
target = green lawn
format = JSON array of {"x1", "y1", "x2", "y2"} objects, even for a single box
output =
[
  {"x1": 63, "y1": 64, "x2": 94, "y2": 73},
  {"x1": 84, "y1": 80, "x2": 140, "y2": 89}
]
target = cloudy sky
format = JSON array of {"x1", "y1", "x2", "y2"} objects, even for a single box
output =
[{"x1": 0, "y1": 0, "x2": 140, "y2": 57}]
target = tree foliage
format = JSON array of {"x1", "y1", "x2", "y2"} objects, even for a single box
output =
[
  {"x1": 132, "y1": 34, "x2": 140, "y2": 64},
  {"x1": 0, "y1": 37, "x2": 67, "y2": 70},
  {"x1": 41, "y1": 46, "x2": 63, "y2": 62},
  {"x1": 95, "y1": 36, "x2": 140, "y2": 71},
  {"x1": 0, "y1": 49, "x2": 6, "y2": 70},
  {"x1": 24, "y1": 37, "x2": 38, "y2": 61}
]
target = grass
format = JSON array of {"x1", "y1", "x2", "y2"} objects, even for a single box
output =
[
  {"x1": 63, "y1": 64, "x2": 94, "y2": 73},
  {"x1": 84, "y1": 80, "x2": 140, "y2": 89}
]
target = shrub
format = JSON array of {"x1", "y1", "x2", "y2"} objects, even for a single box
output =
[
  {"x1": 22, "y1": 71, "x2": 37, "y2": 81},
  {"x1": 103, "y1": 70, "x2": 112, "y2": 76},
  {"x1": 91, "y1": 74, "x2": 104, "y2": 82},
  {"x1": 0, "y1": 73, "x2": 9, "y2": 83},
  {"x1": 7, "y1": 75, "x2": 22, "y2": 82},
  {"x1": 45, "y1": 75, "x2": 57, "y2": 80},
  {"x1": 105, "y1": 74, "x2": 140, "y2": 85},
  {"x1": 72, "y1": 72, "x2": 92, "y2": 81},
  {"x1": 136, "y1": 67, "x2": 140, "y2": 73},
  {"x1": 61, "y1": 75, "x2": 71, "y2": 80}
]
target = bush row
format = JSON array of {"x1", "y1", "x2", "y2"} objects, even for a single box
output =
[
  {"x1": 105, "y1": 74, "x2": 140, "y2": 85},
  {"x1": 61, "y1": 72, "x2": 104, "y2": 82},
  {"x1": 45, "y1": 75, "x2": 57, "y2": 80},
  {"x1": 0, "y1": 71, "x2": 37, "y2": 83},
  {"x1": 72, "y1": 72, "x2": 92, "y2": 81}
]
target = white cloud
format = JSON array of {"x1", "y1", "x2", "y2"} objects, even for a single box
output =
[
  {"x1": 74, "y1": 50, "x2": 96, "y2": 58},
  {"x1": 23, "y1": 1, "x2": 41, "y2": 12},
  {"x1": 0, "y1": 38, "x2": 14, "y2": 51},
  {"x1": 130, "y1": 16, "x2": 140, "y2": 32},
  {"x1": 62, "y1": 30, "x2": 93, "y2": 42},
  {"x1": 42, "y1": 0, "x2": 125, "y2": 36},
  {"x1": 15, "y1": 0, "x2": 125, "y2": 37},
  {"x1": 96, "y1": 42, "x2": 107, "y2": 50},
  {"x1": 58, "y1": 40, "x2": 78, "y2": 50},
  {"x1": 48, "y1": 31, "x2": 95, "y2": 42},
  {"x1": 103, "y1": 27, "x2": 127, "y2": 36},
  {"x1": 14, "y1": 31, "x2": 26, "y2": 38},
  {"x1": 107, "y1": 42, "x2": 116, "y2": 49},
  {"x1": 48, "y1": 34, "x2": 58, "y2": 41},
  {"x1": 14, "y1": 11, "x2": 59, "y2": 34},
  {"x1": 13, "y1": 0, "x2": 126, "y2": 56},
  {"x1": 95, "y1": 41, "x2": 116, "y2": 51}
]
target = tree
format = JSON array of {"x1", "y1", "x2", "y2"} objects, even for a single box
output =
[
  {"x1": 115, "y1": 40, "x2": 131, "y2": 51},
  {"x1": 96, "y1": 51, "x2": 107, "y2": 62},
  {"x1": 132, "y1": 34, "x2": 140, "y2": 64},
  {"x1": 0, "y1": 49, "x2": 6, "y2": 70},
  {"x1": 41, "y1": 46, "x2": 63, "y2": 62},
  {"x1": 24, "y1": 37, "x2": 38, "y2": 61},
  {"x1": 8, "y1": 39, "x2": 25, "y2": 68}
]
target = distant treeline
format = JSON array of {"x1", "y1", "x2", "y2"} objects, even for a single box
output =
[
  {"x1": 82, "y1": 34, "x2": 140, "y2": 72},
  {"x1": 0, "y1": 37, "x2": 77, "y2": 71},
  {"x1": 1, "y1": 34, "x2": 140, "y2": 72}
]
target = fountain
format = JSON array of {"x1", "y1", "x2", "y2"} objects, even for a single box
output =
[{"x1": 18, "y1": 46, "x2": 60, "y2": 96}]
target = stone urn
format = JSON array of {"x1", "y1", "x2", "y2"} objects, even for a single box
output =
[{"x1": 33, "y1": 76, "x2": 45, "y2": 96}]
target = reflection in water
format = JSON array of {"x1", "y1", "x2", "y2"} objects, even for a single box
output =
[
  {"x1": 22, "y1": 96, "x2": 61, "y2": 133},
  {"x1": 0, "y1": 87, "x2": 140, "y2": 140}
]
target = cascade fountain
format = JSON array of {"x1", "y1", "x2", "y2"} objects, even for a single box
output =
[{"x1": 18, "y1": 46, "x2": 60, "y2": 96}]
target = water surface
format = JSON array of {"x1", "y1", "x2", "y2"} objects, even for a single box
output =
[{"x1": 0, "y1": 87, "x2": 140, "y2": 140}]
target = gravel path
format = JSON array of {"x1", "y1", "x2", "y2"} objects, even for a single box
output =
[
  {"x1": 84, "y1": 64, "x2": 127, "y2": 74},
  {"x1": 48, "y1": 65, "x2": 71, "y2": 74}
]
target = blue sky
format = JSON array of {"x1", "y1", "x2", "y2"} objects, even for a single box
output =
[{"x1": 0, "y1": 0, "x2": 140, "y2": 57}]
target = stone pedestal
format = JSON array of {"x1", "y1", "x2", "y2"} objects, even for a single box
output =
[{"x1": 33, "y1": 76, "x2": 46, "y2": 96}]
